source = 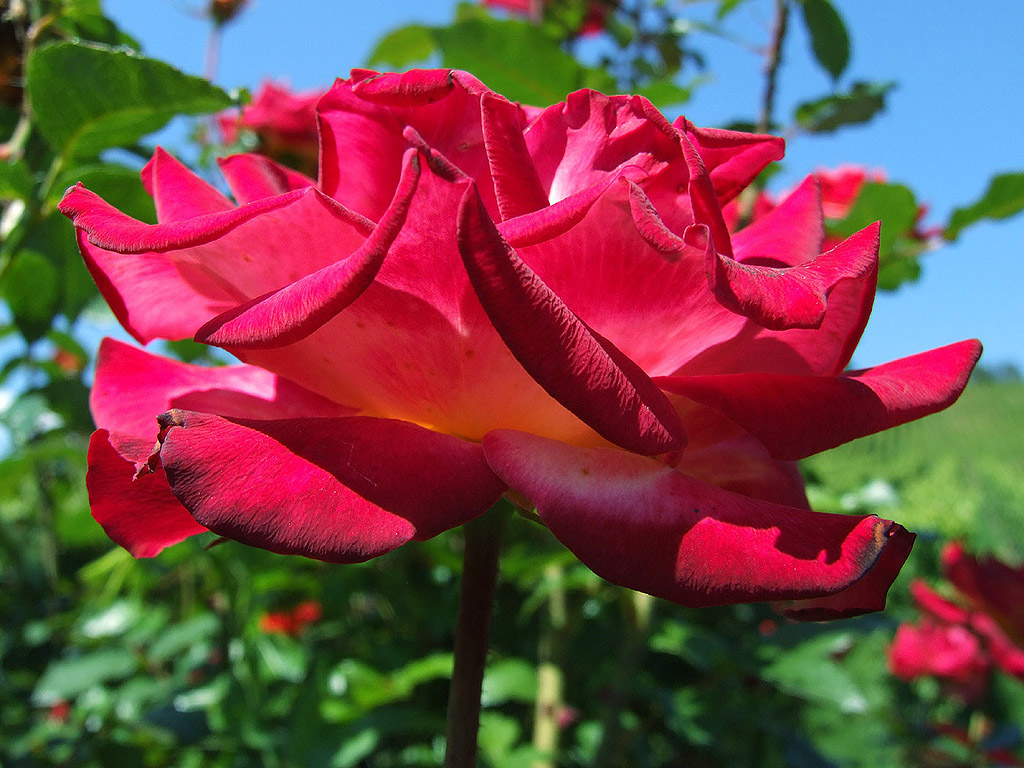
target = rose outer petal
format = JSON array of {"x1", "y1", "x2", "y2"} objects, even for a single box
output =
[
  {"x1": 88, "y1": 430, "x2": 208, "y2": 557},
  {"x1": 158, "y1": 410, "x2": 507, "y2": 563},
  {"x1": 483, "y1": 430, "x2": 907, "y2": 612},
  {"x1": 91, "y1": 338, "x2": 351, "y2": 438},
  {"x1": 196, "y1": 149, "x2": 420, "y2": 348},
  {"x1": 458, "y1": 183, "x2": 687, "y2": 456},
  {"x1": 659, "y1": 339, "x2": 982, "y2": 461},
  {"x1": 217, "y1": 153, "x2": 316, "y2": 205}
]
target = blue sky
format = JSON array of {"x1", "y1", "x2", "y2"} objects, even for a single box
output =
[{"x1": 105, "y1": 0, "x2": 1024, "y2": 371}]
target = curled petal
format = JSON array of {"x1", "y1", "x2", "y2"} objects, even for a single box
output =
[
  {"x1": 60, "y1": 170, "x2": 374, "y2": 343},
  {"x1": 659, "y1": 339, "x2": 982, "y2": 460},
  {"x1": 197, "y1": 149, "x2": 420, "y2": 348},
  {"x1": 217, "y1": 153, "x2": 316, "y2": 205},
  {"x1": 481, "y1": 92, "x2": 549, "y2": 219},
  {"x1": 458, "y1": 184, "x2": 687, "y2": 455},
  {"x1": 730, "y1": 175, "x2": 824, "y2": 267},
  {"x1": 709, "y1": 221, "x2": 877, "y2": 331},
  {"x1": 141, "y1": 147, "x2": 233, "y2": 222},
  {"x1": 157, "y1": 411, "x2": 506, "y2": 563},
  {"x1": 88, "y1": 430, "x2": 207, "y2": 557},
  {"x1": 676, "y1": 120, "x2": 785, "y2": 204},
  {"x1": 483, "y1": 430, "x2": 908, "y2": 612}
]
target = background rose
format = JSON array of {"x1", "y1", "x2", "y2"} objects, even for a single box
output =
[
  {"x1": 60, "y1": 68, "x2": 980, "y2": 619},
  {"x1": 218, "y1": 81, "x2": 323, "y2": 175},
  {"x1": 889, "y1": 542, "x2": 1024, "y2": 701}
]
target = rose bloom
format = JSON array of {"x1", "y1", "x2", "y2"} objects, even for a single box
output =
[
  {"x1": 724, "y1": 165, "x2": 941, "y2": 250},
  {"x1": 60, "y1": 69, "x2": 980, "y2": 620},
  {"x1": 889, "y1": 543, "x2": 1024, "y2": 698},
  {"x1": 219, "y1": 82, "x2": 323, "y2": 175}
]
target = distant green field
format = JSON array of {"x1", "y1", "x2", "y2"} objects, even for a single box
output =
[{"x1": 802, "y1": 376, "x2": 1024, "y2": 565}]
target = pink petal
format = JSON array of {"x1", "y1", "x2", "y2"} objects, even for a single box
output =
[
  {"x1": 483, "y1": 430, "x2": 909, "y2": 612},
  {"x1": 676, "y1": 120, "x2": 785, "y2": 204},
  {"x1": 729, "y1": 175, "x2": 824, "y2": 268},
  {"x1": 708, "y1": 220, "x2": 876, "y2": 332},
  {"x1": 677, "y1": 436, "x2": 809, "y2": 509},
  {"x1": 458, "y1": 183, "x2": 687, "y2": 455},
  {"x1": 481, "y1": 92, "x2": 549, "y2": 219},
  {"x1": 88, "y1": 429, "x2": 207, "y2": 558},
  {"x1": 157, "y1": 410, "x2": 506, "y2": 563},
  {"x1": 90, "y1": 338, "x2": 351, "y2": 438},
  {"x1": 658, "y1": 339, "x2": 982, "y2": 460},
  {"x1": 321, "y1": 69, "x2": 504, "y2": 220},
  {"x1": 502, "y1": 177, "x2": 746, "y2": 377},
  {"x1": 217, "y1": 153, "x2": 315, "y2": 204},
  {"x1": 781, "y1": 524, "x2": 914, "y2": 619},
  {"x1": 141, "y1": 147, "x2": 233, "y2": 222},
  {"x1": 196, "y1": 149, "x2": 420, "y2": 348},
  {"x1": 943, "y1": 542, "x2": 1024, "y2": 645},
  {"x1": 217, "y1": 154, "x2": 598, "y2": 448},
  {"x1": 911, "y1": 579, "x2": 971, "y2": 624},
  {"x1": 60, "y1": 174, "x2": 373, "y2": 343},
  {"x1": 525, "y1": 90, "x2": 682, "y2": 204}
]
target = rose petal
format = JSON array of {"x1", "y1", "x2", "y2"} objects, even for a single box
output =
[
  {"x1": 481, "y1": 92, "x2": 549, "y2": 219},
  {"x1": 676, "y1": 120, "x2": 785, "y2": 204},
  {"x1": 91, "y1": 338, "x2": 351, "y2": 437},
  {"x1": 217, "y1": 153, "x2": 316, "y2": 204},
  {"x1": 525, "y1": 90, "x2": 682, "y2": 204},
  {"x1": 708, "y1": 220, "x2": 876, "y2": 332},
  {"x1": 458, "y1": 183, "x2": 687, "y2": 455},
  {"x1": 782, "y1": 524, "x2": 914, "y2": 619},
  {"x1": 658, "y1": 339, "x2": 982, "y2": 460},
  {"x1": 943, "y1": 542, "x2": 1024, "y2": 645},
  {"x1": 729, "y1": 175, "x2": 824, "y2": 268},
  {"x1": 157, "y1": 410, "x2": 506, "y2": 563},
  {"x1": 60, "y1": 172, "x2": 374, "y2": 343},
  {"x1": 502, "y1": 178, "x2": 746, "y2": 377},
  {"x1": 483, "y1": 430, "x2": 907, "y2": 611},
  {"x1": 141, "y1": 147, "x2": 233, "y2": 222},
  {"x1": 88, "y1": 429, "x2": 207, "y2": 557},
  {"x1": 197, "y1": 149, "x2": 420, "y2": 348}
]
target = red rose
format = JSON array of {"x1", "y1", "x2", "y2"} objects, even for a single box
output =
[
  {"x1": 219, "y1": 81, "x2": 323, "y2": 175},
  {"x1": 59, "y1": 69, "x2": 980, "y2": 617}
]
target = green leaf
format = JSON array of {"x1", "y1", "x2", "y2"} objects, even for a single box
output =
[
  {"x1": 1, "y1": 249, "x2": 60, "y2": 341},
  {"x1": 945, "y1": 171, "x2": 1024, "y2": 241},
  {"x1": 432, "y1": 17, "x2": 615, "y2": 105},
  {"x1": 795, "y1": 81, "x2": 895, "y2": 133},
  {"x1": 366, "y1": 24, "x2": 438, "y2": 69},
  {"x1": 0, "y1": 160, "x2": 32, "y2": 200},
  {"x1": 33, "y1": 650, "x2": 137, "y2": 705},
  {"x1": 147, "y1": 613, "x2": 220, "y2": 663},
  {"x1": 717, "y1": 0, "x2": 754, "y2": 20},
  {"x1": 480, "y1": 658, "x2": 537, "y2": 706},
  {"x1": 830, "y1": 182, "x2": 918, "y2": 254},
  {"x1": 828, "y1": 181, "x2": 923, "y2": 292},
  {"x1": 798, "y1": 0, "x2": 850, "y2": 81},
  {"x1": 54, "y1": 162, "x2": 155, "y2": 222},
  {"x1": 27, "y1": 42, "x2": 231, "y2": 158}
]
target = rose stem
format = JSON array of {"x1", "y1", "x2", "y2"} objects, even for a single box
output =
[
  {"x1": 531, "y1": 563, "x2": 567, "y2": 768},
  {"x1": 736, "y1": 0, "x2": 789, "y2": 227},
  {"x1": 444, "y1": 505, "x2": 508, "y2": 768}
]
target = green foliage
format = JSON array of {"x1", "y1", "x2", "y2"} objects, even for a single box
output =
[
  {"x1": 27, "y1": 42, "x2": 231, "y2": 159},
  {"x1": 828, "y1": 181, "x2": 927, "y2": 291},
  {"x1": 945, "y1": 171, "x2": 1024, "y2": 241},
  {"x1": 797, "y1": 0, "x2": 851, "y2": 81},
  {"x1": 795, "y1": 81, "x2": 896, "y2": 133}
]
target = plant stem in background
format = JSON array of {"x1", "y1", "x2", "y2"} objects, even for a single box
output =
[
  {"x1": 736, "y1": 0, "x2": 789, "y2": 227},
  {"x1": 532, "y1": 563, "x2": 568, "y2": 768},
  {"x1": 444, "y1": 506, "x2": 507, "y2": 768}
]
